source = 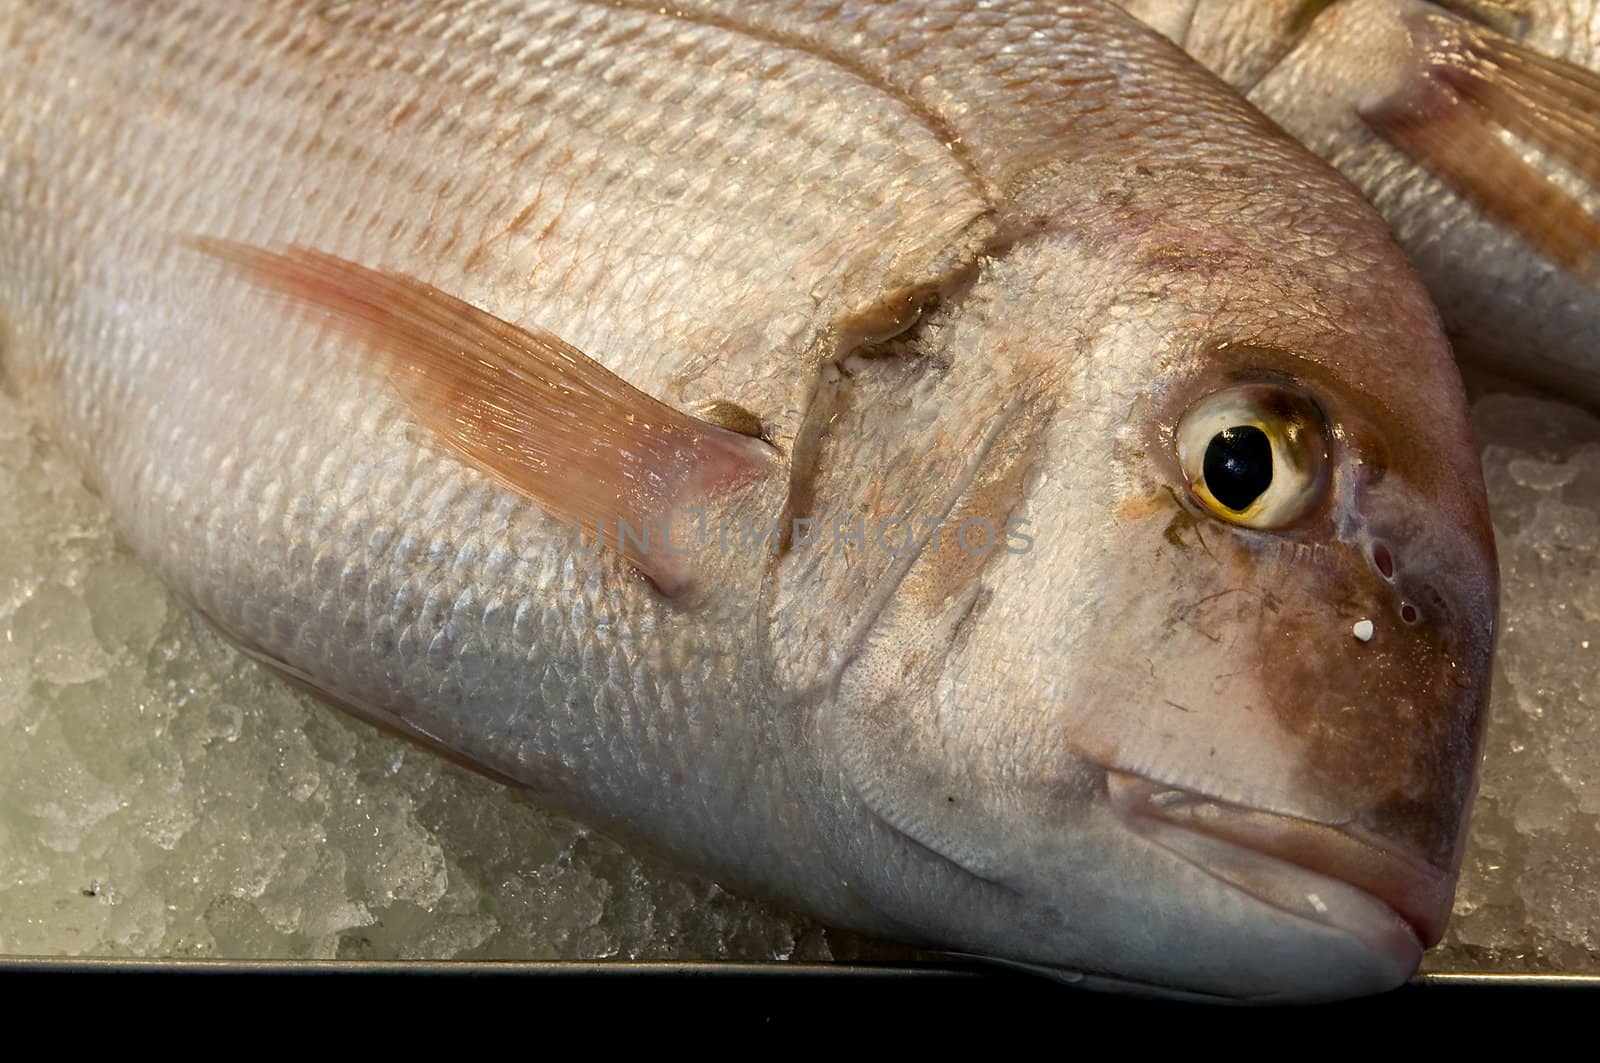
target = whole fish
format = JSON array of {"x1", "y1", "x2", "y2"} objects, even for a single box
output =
[
  {"x1": 0, "y1": 1, "x2": 1498, "y2": 1000},
  {"x1": 1121, "y1": 0, "x2": 1600, "y2": 401}
]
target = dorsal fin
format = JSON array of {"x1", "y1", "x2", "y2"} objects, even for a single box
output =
[{"x1": 193, "y1": 239, "x2": 777, "y2": 596}]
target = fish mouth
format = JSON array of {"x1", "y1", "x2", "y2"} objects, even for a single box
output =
[{"x1": 1106, "y1": 770, "x2": 1451, "y2": 968}]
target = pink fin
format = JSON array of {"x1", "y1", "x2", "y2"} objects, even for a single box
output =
[
  {"x1": 193, "y1": 239, "x2": 776, "y2": 596},
  {"x1": 1362, "y1": 15, "x2": 1600, "y2": 276}
]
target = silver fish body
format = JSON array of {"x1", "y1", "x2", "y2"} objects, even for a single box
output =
[
  {"x1": 0, "y1": 1, "x2": 1497, "y2": 999},
  {"x1": 1122, "y1": 0, "x2": 1600, "y2": 400}
]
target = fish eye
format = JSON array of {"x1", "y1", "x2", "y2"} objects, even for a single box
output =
[{"x1": 1175, "y1": 384, "x2": 1329, "y2": 528}]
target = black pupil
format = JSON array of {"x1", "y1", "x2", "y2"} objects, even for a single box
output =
[{"x1": 1203, "y1": 426, "x2": 1273, "y2": 512}]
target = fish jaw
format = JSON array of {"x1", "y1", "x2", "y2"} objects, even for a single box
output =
[
  {"x1": 1105, "y1": 770, "x2": 1445, "y2": 952},
  {"x1": 810, "y1": 759, "x2": 1432, "y2": 1002},
  {"x1": 1088, "y1": 784, "x2": 1432, "y2": 1001}
]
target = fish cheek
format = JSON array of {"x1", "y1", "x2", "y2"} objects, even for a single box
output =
[{"x1": 817, "y1": 416, "x2": 1095, "y2": 885}]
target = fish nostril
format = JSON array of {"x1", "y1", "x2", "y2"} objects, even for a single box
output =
[
  {"x1": 1401, "y1": 603, "x2": 1419, "y2": 624},
  {"x1": 1372, "y1": 542, "x2": 1395, "y2": 580}
]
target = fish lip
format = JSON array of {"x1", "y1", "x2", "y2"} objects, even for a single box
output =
[{"x1": 1105, "y1": 769, "x2": 1448, "y2": 960}]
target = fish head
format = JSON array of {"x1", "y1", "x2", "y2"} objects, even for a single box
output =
[{"x1": 809, "y1": 157, "x2": 1496, "y2": 1002}]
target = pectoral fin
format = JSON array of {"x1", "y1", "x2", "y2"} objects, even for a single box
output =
[
  {"x1": 193, "y1": 239, "x2": 777, "y2": 596},
  {"x1": 1361, "y1": 14, "x2": 1600, "y2": 276}
]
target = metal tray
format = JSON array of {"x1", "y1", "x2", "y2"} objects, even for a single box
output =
[{"x1": 4, "y1": 956, "x2": 1596, "y2": 989}]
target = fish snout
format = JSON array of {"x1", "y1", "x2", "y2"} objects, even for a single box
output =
[
  {"x1": 1107, "y1": 769, "x2": 1451, "y2": 957},
  {"x1": 1327, "y1": 465, "x2": 1498, "y2": 869}
]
